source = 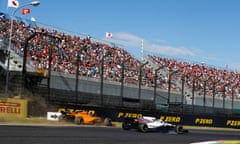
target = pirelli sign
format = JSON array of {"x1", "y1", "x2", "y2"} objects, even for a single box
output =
[{"x1": 0, "y1": 98, "x2": 27, "y2": 118}]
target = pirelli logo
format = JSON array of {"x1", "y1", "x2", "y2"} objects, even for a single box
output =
[
  {"x1": 58, "y1": 108, "x2": 96, "y2": 116},
  {"x1": 0, "y1": 98, "x2": 27, "y2": 118},
  {"x1": 117, "y1": 112, "x2": 142, "y2": 119},
  {"x1": 226, "y1": 120, "x2": 240, "y2": 127},
  {"x1": 195, "y1": 118, "x2": 213, "y2": 125},
  {"x1": 0, "y1": 102, "x2": 21, "y2": 114},
  {"x1": 160, "y1": 116, "x2": 181, "y2": 123}
]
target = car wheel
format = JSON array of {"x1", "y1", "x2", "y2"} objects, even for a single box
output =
[
  {"x1": 74, "y1": 117, "x2": 84, "y2": 125},
  {"x1": 175, "y1": 125, "x2": 184, "y2": 134},
  {"x1": 122, "y1": 121, "x2": 131, "y2": 130},
  {"x1": 139, "y1": 124, "x2": 148, "y2": 133},
  {"x1": 104, "y1": 118, "x2": 112, "y2": 126},
  {"x1": 58, "y1": 115, "x2": 65, "y2": 122}
]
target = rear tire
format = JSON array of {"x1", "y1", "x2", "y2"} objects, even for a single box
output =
[
  {"x1": 175, "y1": 125, "x2": 184, "y2": 134},
  {"x1": 58, "y1": 115, "x2": 65, "y2": 122},
  {"x1": 74, "y1": 117, "x2": 84, "y2": 125},
  {"x1": 138, "y1": 124, "x2": 148, "y2": 133}
]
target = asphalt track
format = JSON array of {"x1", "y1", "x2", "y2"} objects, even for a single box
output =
[{"x1": 0, "y1": 125, "x2": 239, "y2": 144}]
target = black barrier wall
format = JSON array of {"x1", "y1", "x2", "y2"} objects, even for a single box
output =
[{"x1": 61, "y1": 105, "x2": 240, "y2": 129}]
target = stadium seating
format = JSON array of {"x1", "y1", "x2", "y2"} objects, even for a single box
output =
[{"x1": 0, "y1": 13, "x2": 239, "y2": 100}]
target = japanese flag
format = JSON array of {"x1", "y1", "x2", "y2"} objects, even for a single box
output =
[
  {"x1": 8, "y1": 0, "x2": 19, "y2": 8},
  {"x1": 106, "y1": 32, "x2": 113, "y2": 38}
]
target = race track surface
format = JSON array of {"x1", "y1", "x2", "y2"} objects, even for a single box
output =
[{"x1": 0, "y1": 125, "x2": 239, "y2": 144}]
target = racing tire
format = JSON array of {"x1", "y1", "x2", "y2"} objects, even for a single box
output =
[
  {"x1": 138, "y1": 123, "x2": 148, "y2": 133},
  {"x1": 58, "y1": 115, "x2": 65, "y2": 122},
  {"x1": 175, "y1": 125, "x2": 184, "y2": 134},
  {"x1": 74, "y1": 117, "x2": 84, "y2": 125},
  {"x1": 122, "y1": 121, "x2": 131, "y2": 130},
  {"x1": 104, "y1": 118, "x2": 112, "y2": 126}
]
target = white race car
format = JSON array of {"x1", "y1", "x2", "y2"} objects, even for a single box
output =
[{"x1": 122, "y1": 116, "x2": 188, "y2": 134}]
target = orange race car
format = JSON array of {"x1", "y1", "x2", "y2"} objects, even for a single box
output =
[{"x1": 58, "y1": 109, "x2": 112, "y2": 126}]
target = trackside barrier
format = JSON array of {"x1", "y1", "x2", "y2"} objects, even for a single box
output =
[
  {"x1": 47, "y1": 112, "x2": 61, "y2": 121},
  {"x1": 58, "y1": 106, "x2": 240, "y2": 129},
  {"x1": 0, "y1": 98, "x2": 27, "y2": 119}
]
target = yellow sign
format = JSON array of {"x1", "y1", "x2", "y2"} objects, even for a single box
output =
[
  {"x1": 226, "y1": 120, "x2": 240, "y2": 127},
  {"x1": 159, "y1": 116, "x2": 181, "y2": 123},
  {"x1": 58, "y1": 108, "x2": 96, "y2": 116},
  {"x1": 36, "y1": 68, "x2": 47, "y2": 77},
  {"x1": 0, "y1": 98, "x2": 27, "y2": 118},
  {"x1": 195, "y1": 118, "x2": 213, "y2": 125},
  {"x1": 117, "y1": 112, "x2": 142, "y2": 119}
]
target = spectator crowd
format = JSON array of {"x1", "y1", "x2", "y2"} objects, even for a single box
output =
[{"x1": 0, "y1": 13, "x2": 240, "y2": 100}]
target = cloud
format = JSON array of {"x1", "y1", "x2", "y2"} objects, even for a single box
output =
[
  {"x1": 102, "y1": 32, "x2": 240, "y2": 71},
  {"x1": 145, "y1": 44, "x2": 195, "y2": 56},
  {"x1": 155, "y1": 38, "x2": 167, "y2": 43},
  {"x1": 105, "y1": 32, "x2": 196, "y2": 58}
]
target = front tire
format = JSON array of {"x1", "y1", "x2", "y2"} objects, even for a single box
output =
[
  {"x1": 122, "y1": 121, "x2": 131, "y2": 130},
  {"x1": 104, "y1": 118, "x2": 112, "y2": 126}
]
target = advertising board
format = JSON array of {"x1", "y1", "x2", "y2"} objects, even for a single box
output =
[{"x1": 0, "y1": 98, "x2": 27, "y2": 118}]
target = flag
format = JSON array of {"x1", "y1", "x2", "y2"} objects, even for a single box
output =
[
  {"x1": 106, "y1": 32, "x2": 113, "y2": 38},
  {"x1": 22, "y1": 8, "x2": 30, "y2": 15},
  {"x1": 8, "y1": 0, "x2": 19, "y2": 8}
]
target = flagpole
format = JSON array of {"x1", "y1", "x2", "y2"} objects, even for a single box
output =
[
  {"x1": 6, "y1": 1, "x2": 9, "y2": 12},
  {"x1": 141, "y1": 39, "x2": 144, "y2": 61},
  {"x1": 5, "y1": 1, "x2": 40, "y2": 95}
]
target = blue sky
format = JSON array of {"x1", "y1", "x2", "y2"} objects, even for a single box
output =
[{"x1": 1, "y1": 0, "x2": 240, "y2": 70}]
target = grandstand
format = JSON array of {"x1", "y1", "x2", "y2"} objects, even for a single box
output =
[{"x1": 0, "y1": 12, "x2": 240, "y2": 115}]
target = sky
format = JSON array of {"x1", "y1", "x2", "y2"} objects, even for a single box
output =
[{"x1": 1, "y1": 0, "x2": 240, "y2": 71}]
